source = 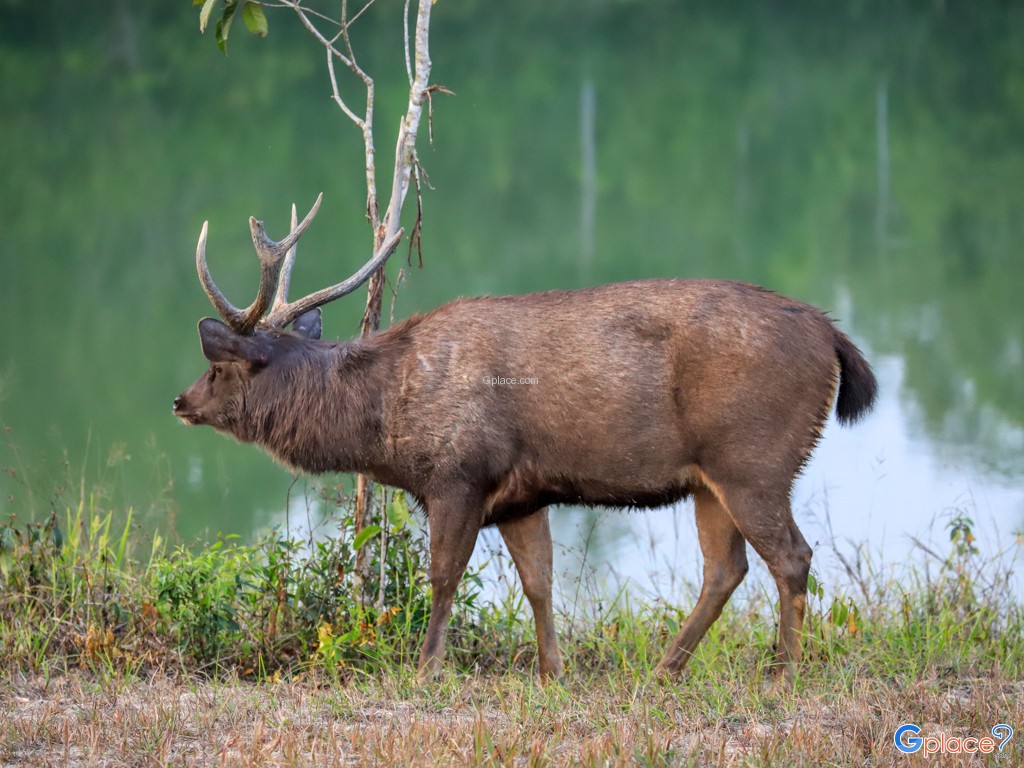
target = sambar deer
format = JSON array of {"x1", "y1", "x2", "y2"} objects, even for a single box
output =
[{"x1": 174, "y1": 194, "x2": 877, "y2": 683}]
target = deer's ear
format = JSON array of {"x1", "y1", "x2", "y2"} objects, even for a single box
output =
[
  {"x1": 291, "y1": 308, "x2": 322, "y2": 340},
  {"x1": 198, "y1": 318, "x2": 266, "y2": 365}
]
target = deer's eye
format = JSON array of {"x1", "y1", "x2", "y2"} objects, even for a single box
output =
[{"x1": 209, "y1": 365, "x2": 222, "y2": 383}]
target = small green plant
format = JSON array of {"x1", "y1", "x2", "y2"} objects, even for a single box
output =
[
  {"x1": 948, "y1": 513, "x2": 979, "y2": 559},
  {"x1": 802, "y1": 569, "x2": 864, "y2": 668},
  {"x1": 151, "y1": 536, "x2": 252, "y2": 666},
  {"x1": 945, "y1": 512, "x2": 982, "y2": 607},
  {"x1": 141, "y1": 486, "x2": 488, "y2": 676}
]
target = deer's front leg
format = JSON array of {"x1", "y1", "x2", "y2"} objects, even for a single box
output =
[{"x1": 417, "y1": 495, "x2": 481, "y2": 681}]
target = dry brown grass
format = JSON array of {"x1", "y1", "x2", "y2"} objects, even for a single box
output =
[{"x1": 3, "y1": 667, "x2": 1022, "y2": 767}]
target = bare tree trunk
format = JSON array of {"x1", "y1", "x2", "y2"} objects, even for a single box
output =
[{"x1": 292, "y1": 0, "x2": 435, "y2": 605}]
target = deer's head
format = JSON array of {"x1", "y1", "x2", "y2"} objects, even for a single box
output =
[{"x1": 173, "y1": 193, "x2": 399, "y2": 433}]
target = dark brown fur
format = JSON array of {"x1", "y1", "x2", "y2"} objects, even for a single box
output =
[{"x1": 175, "y1": 277, "x2": 877, "y2": 682}]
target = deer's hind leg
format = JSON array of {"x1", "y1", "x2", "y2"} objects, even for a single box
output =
[
  {"x1": 717, "y1": 482, "x2": 813, "y2": 685},
  {"x1": 498, "y1": 507, "x2": 563, "y2": 679},
  {"x1": 657, "y1": 487, "x2": 749, "y2": 674}
]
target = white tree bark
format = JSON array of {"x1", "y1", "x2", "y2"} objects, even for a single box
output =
[{"x1": 381, "y1": 0, "x2": 432, "y2": 242}]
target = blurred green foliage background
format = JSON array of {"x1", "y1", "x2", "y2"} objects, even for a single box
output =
[{"x1": 0, "y1": 0, "x2": 1021, "y2": 543}]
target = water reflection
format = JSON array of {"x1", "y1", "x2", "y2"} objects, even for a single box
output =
[{"x1": 1, "y1": 3, "x2": 1022, "y2": 588}]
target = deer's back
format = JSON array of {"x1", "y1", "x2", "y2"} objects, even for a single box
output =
[{"x1": 379, "y1": 279, "x2": 844, "y2": 511}]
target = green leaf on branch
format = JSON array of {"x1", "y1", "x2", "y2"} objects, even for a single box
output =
[
  {"x1": 215, "y1": 2, "x2": 238, "y2": 53},
  {"x1": 387, "y1": 490, "x2": 412, "y2": 531},
  {"x1": 353, "y1": 525, "x2": 382, "y2": 552},
  {"x1": 199, "y1": 0, "x2": 217, "y2": 33},
  {"x1": 242, "y1": 2, "x2": 268, "y2": 38}
]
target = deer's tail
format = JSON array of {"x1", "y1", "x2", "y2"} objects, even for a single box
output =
[{"x1": 833, "y1": 329, "x2": 878, "y2": 426}]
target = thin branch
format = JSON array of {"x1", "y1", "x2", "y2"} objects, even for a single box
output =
[
  {"x1": 280, "y1": 0, "x2": 378, "y2": 230},
  {"x1": 278, "y1": 0, "x2": 431, "y2": 254},
  {"x1": 340, "y1": 0, "x2": 379, "y2": 228},
  {"x1": 388, "y1": 266, "x2": 407, "y2": 325},
  {"x1": 340, "y1": 0, "x2": 373, "y2": 89},
  {"x1": 381, "y1": 0, "x2": 433, "y2": 240},
  {"x1": 404, "y1": 0, "x2": 413, "y2": 87},
  {"x1": 266, "y1": 0, "x2": 376, "y2": 35},
  {"x1": 408, "y1": 158, "x2": 424, "y2": 268},
  {"x1": 423, "y1": 85, "x2": 454, "y2": 148},
  {"x1": 261, "y1": 2, "x2": 342, "y2": 30},
  {"x1": 346, "y1": 0, "x2": 379, "y2": 30},
  {"x1": 284, "y1": 2, "x2": 351, "y2": 67},
  {"x1": 326, "y1": 48, "x2": 364, "y2": 126}
]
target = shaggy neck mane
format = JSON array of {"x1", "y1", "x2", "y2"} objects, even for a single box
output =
[{"x1": 243, "y1": 338, "x2": 388, "y2": 474}]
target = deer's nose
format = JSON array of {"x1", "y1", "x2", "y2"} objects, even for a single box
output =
[{"x1": 172, "y1": 395, "x2": 184, "y2": 413}]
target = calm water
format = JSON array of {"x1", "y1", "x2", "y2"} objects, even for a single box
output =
[{"x1": 2, "y1": 3, "x2": 1022, "y2": 595}]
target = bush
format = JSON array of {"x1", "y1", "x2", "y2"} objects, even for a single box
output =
[{"x1": 0, "y1": 488, "x2": 486, "y2": 678}]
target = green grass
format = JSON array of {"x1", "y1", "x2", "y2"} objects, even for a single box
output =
[{"x1": 1, "y1": 484, "x2": 1023, "y2": 765}]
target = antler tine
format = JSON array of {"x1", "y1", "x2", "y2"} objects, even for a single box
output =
[
  {"x1": 243, "y1": 192, "x2": 324, "y2": 333},
  {"x1": 196, "y1": 220, "x2": 249, "y2": 329},
  {"x1": 272, "y1": 203, "x2": 300, "y2": 311},
  {"x1": 263, "y1": 226, "x2": 405, "y2": 330}
]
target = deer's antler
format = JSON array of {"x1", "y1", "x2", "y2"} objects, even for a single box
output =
[{"x1": 194, "y1": 193, "x2": 405, "y2": 333}]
